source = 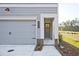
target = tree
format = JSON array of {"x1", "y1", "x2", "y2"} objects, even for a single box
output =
[{"x1": 59, "y1": 18, "x2": 79, "y2": 32}]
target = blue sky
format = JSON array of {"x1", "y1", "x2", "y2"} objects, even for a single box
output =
[{"x1": 59, "y1": 3, "x2": 79, "y2": 24}]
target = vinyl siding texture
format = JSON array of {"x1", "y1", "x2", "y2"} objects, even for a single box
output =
[{"x1": 0, "y1": 5, "x2": 58, "y2": 40}]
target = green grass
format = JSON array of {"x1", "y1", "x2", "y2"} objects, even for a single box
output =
[{"x1": 62, "y1": 35, "x2": 79, "y2": 48}]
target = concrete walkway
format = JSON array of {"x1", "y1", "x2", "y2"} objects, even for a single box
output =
[
  {"x1": 44, "y1": 39, "x2": 54, "y2": 45},
  {"x1": 0, "y1": 45, "x2": 61, "y2": 56}
]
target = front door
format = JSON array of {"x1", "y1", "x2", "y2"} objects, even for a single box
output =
[
  {"x1": 44, "y1": 23, "x2": 50, "y2": 38},
  {"x1": 44, "y1": 18, "x2": 52, "y2": 39}
]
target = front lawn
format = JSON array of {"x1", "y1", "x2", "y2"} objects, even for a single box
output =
[{"x1": 62, "y1": 35, "x2": 79, "y2": 48}]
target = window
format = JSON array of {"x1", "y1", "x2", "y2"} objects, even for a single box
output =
[{"x1": 37, "y1": 21, "x2": 40, "y2": 28}]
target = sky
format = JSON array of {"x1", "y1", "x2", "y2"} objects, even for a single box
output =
[{"x1": 59, "y1": 3, "x2": 79, "y2": 24}]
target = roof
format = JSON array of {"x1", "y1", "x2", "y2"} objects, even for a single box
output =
[{"x1": 0, "y1": 3, "x2": 58, "y2": 7}]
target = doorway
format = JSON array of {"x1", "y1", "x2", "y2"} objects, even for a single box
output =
[{"x1": 44, "y1": 18, "x2": 53, "y2": 40}]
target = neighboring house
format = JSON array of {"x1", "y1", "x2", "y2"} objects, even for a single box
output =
[{"x1": 0, "y1": 3, "x2": 58, "y2": 45}]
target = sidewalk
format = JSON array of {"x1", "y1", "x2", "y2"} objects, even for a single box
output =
[{"x1": 0, "y1": 45, "x2": 61, "y2": 56}]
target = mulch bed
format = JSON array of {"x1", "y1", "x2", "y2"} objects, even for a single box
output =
[
  {"x1": 56, "y1": 41, "x2": 79, "y2": 56},
  {"x1": 34, "y1": 39, "x2": 43, "y2": 51}
]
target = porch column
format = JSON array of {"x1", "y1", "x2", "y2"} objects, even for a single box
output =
[{"x1": 40, "y1": 15, "x2": 44, "y2": 39}]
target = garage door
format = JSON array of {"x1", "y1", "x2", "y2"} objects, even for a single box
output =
[{"x1": 0, "y1": 20, "x2": 36, "y2": 45}]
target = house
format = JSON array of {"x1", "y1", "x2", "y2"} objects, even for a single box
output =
[{"x1": 0, "y1": 3, "x2": 58, "y2": 46}]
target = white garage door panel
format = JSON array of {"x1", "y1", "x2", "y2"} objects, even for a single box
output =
[{"x1": 0, "y1": 20, "x2": 36, "y2": 45}]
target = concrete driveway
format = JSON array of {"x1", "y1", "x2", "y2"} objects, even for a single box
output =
[{"x1": 0, "y1": 45, "x2": 61, "y2": 56}]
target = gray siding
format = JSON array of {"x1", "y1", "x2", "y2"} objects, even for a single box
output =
[
  {"x1": 0, "y1": 6, "x2": 57, "y2": 39},
  {"x1": 0, "y1": 7, "x2": 57, "y2": 16}
]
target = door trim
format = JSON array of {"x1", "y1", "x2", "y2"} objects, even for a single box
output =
[{"x1": 40, "y1": 14, "x2": 57, "y2": 44}]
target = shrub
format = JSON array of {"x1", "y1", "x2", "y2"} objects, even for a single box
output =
[{"x1": 59, "y1": 33, "x2": 63, "y2": 44}]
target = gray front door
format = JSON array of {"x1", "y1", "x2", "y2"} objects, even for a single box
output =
[
  {"x1": 44, "y1": 18, "x2": 53, "y2": 39},
  {"x1": 44, "y1": 23, "x2": 51, "y2": 38}
]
